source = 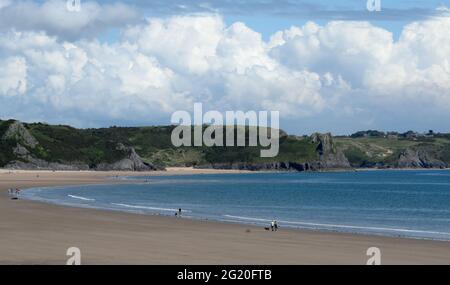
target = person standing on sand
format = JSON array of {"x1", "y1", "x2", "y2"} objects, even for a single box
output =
[
  {"x1": 178, "y1": 208, "x2": 182, "y2": 217},
  {"x1": 274, "y1": 220, "x2": 278, "y2": 231},
  {"x1": 271, "y1": 220, "x2": 275, "y2": 231},
  {"x1": 8, "y1": 188, "x2": 19, "y2": 200}
]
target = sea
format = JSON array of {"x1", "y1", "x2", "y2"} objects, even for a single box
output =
[{"x1": 21, "y1": 170, "x2": 450, "y2": 241}]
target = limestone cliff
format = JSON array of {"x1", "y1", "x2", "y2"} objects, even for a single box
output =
[
  {"x1": 397, "y1": 145, "x2": 448, "y2": 168},
  {"x1": 310, "y1": 133, "x2": 351, "y2": 170},
  {"x1": 95, "y1": 143, "x2": 162, "y2": 171},
  {"x1": 3, "y1": 121, "x2": 38, "y2": 148}
]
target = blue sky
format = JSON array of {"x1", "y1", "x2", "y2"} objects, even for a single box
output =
[
  {"x1": 92, "y1": 0, "x2": 450, "y2": 41},
  {"x1": 101, "y1": 1, "x2": 448, "y2": 32},
  {"x1": 223, "y1": 0, "x2": 448, "y2": 39},
  {"x1": 1, "y1": 0, "x2": 450, "y2": 134}
]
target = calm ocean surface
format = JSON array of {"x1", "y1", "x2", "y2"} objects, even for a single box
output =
[{"x1": 22, "y1": 170, "x2": 450, "y2": 240}]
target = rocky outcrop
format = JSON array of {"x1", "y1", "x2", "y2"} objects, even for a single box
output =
[
  {"x1": 196, "y1": 133, "x2": 351, "y2": 172},
  {"x1": 13, "y1": 144, "x2": 30, "y2": 157},
  {"x1": 397, "y1": 146, "x2": 448, "y2": 168},
  {"x1": 310, "y1": 133, "x2": 351, "y2": 169},
  {"x1": 196, "y1": 162, "x2": 314, "y2": 171},
  {"x1": 5, "y1": 140, "x2": 162, "y2": 171},
  {"x1": 95, "y1": 143, "x2": 162, "y2": 171},
  {"x1": 2, "y1": 121, "x2": 38, "y2": 148},
  {"x1": 6, "y1": 143, "x2": 90, "y2": 170}
]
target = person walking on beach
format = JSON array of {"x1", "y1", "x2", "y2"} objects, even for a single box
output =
[
  {"x1": 178, "y1": 208, "x2": 182, "y2": 217},
  {"x1": 9, "y1": 188, "x2": 19, "y2": 200},
  {"x1": 271, "y1": 220, "x2": 275, "y2": 231},
  {"x1": 274, "y1": 220, "x2": 278, "y2": 232},
  {"x1": 15, "y1": 188, "x2": 21, "y2": 199}
]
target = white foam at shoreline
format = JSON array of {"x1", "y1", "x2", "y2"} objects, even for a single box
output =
[
  {"x1": 20, "y1": 170, "x2": 450, "y2": 242},
  {"x1": 68, "y1": 194, "x2": 95, "y2": 201},
  {"x1": 223, "y1": 215, "x2": 450, "y2": 236},
  {"x1": 111, "y1": 203, "x2": 191, "y2": 213}
]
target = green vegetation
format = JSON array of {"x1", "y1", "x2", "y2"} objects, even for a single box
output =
[
  {"x1": 335, "y1": 135, "x2": 450, "y2": 167},
  {"x1": 0, "y1": 121, "x2": 322, "y2": 168},
  {"x1": 1, "y1": 120, "x2": 450, "y2": 169},
  {"x1": 0, "y1": 120, "x2": 17, "y2": 166},
  {"x1": 25, "y1": 123, "x2": 129, "y2": 167}
]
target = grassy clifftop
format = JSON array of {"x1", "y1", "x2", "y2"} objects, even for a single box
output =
[
  {"x1": 335, "y1": 134, "x2": 450, "y2": 168},
  {"x1": 1, "y1": 119, "x2": 449, "y2": 170},
  {"x1": 0, "y1": 121, "x2": 321, "y2": 169}
]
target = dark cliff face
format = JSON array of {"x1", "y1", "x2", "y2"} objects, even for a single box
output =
[
  {"x1": 310, "y1": 133, "x2": 351, "y2": 170},
  {"x1": 397, "y1": 145, "x2": 448, "y2": 169},
  {"x1": 196, "y1": 162, "x2": 314, "y2": 171},
  {"x1": 95, "y1": 143, "x2": 163, "y2": 171},
  {"x1": 197, "y1": 133, "x2": 351, "y2": 172}
]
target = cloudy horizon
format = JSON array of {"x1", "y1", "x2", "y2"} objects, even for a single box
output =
[{"x1": 0, "y1": 0, "x2": 449, "y2": 135}]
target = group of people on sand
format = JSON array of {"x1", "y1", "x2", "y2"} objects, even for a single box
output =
[
  {"x1": 175, "y1": 208, "x2": 182, "y2": 217},
  {"x1": 270, "y1": 220, "x2": 279, "y2": 231},
  {"x1": 7, "y1": 188, "x2": 21, "y2": 200}
]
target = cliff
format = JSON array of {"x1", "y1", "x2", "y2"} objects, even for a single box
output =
[
  {"x1": 197, "y1": 133, "x2": 351, "y2": 171},
  {"x1": 0, "y1": 120, "x2": 161, "y2": 171},
  {"x1": 310, "y1": 133, "x2": 351, "y2": 170},
  {"x1": 397, "y1": 145, "x2": 448, "y2": 168},
  {"x1": 1, "y1": 119, "x2": 449, "y2": 171}
]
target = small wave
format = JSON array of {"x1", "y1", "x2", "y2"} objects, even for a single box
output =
[
  {"x1": 111, "y1": 203, "x2": 191, "y2": 213},
  {"x1": 68, "y1": 194, "x2": 95, "y2": 201},
  {"x1": 417, "y1": 173, "x2": 450, "y2": 176},
  {"x1": 223, "y1": 215, "x2": 450, "y2": 236},
  {"x1": 224, "y1": 215, "x2": 272, "y2": 223}
]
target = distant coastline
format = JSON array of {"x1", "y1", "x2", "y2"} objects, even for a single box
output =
[{"x1": 1, "y1": 119, "x2": 449, "y2": 172}]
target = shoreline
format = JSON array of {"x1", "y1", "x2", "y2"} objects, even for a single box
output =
[
  {"x1": 20, "y1": 176, "x2": 450, "y2": 243},
  {"x1": 0, "y1": 167, "x2": 254, "y2": 175},
  {"x1": 2, "y1": 166, "x2": 449, "y2": 176},
  {"x1": 354, "y1": 167, "x2": 450, "y2": 172},
  {"x1": 1, "y1": 168, "x2": 450, "y2": 264}
]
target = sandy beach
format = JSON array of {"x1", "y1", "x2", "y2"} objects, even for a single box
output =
[{"x1": 1, "y1": 168, "x2": 450, "y2": 265}]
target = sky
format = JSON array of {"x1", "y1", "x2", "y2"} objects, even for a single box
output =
[{"x1": 0, "y1": 0, "x2": 449, "y2": 135}]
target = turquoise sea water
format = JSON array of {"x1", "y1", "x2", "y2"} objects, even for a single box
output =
[{"x1": 21, "y1": 170, "x2": 450, "y2": 240}]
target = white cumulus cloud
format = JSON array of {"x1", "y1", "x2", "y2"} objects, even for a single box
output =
[
  {"x1": 0, "y1": 56, "x2": 27, "y2": 96},
  {"x1": 0, "y1": 0, "x2": 139, "y2": 40},
  {"x1": 0, "y1": 7, "x2": 449, "y2": 132}
]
